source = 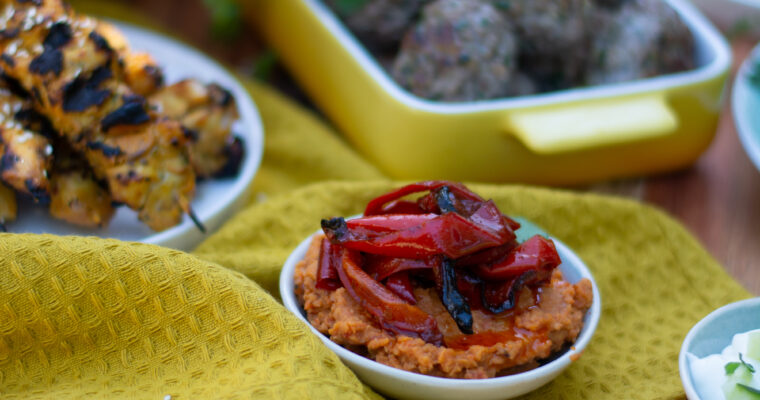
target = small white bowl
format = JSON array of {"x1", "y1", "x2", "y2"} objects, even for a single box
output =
[
  {"x1": 280, "y1": 232, "x2": 601, "y2": 400},
  {"x1": 679, "y1": 297, "x2": 760, "y2": 400}
]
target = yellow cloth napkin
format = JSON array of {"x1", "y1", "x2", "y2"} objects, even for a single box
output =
[
  {"x1": 0, "y1": 2, "x2": 752, "y2": 399},
  {"x1": 0, "y1": 181, "x2": 751, "y2": 399}
]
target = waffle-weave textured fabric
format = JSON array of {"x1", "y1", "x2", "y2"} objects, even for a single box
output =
[{"x1": 0, "y1": 181, "x2": 751, "y2": 399}]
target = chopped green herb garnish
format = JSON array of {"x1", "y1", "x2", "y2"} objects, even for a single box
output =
[
  {"x1": 727, "y1": 19, "x2": 752, "y2": 41},
  {"x1": 738, "y1": 383, "x2": 760, "y2": 395},
  {"x1": 726, "y1": 362, "x2": 742, "y2": 375},
  {"x1": 332, "y1": 0, "x2": 369, "y2": 17},
  {"x1": 252, "y1": 50, "x2": 279, "y2": 82},
  {"x1": 740, "y1": 353, "x2": 756, "y2": 373},
  {"x1": 202, "y1": 0, "x2": 242, "y2": 40}
]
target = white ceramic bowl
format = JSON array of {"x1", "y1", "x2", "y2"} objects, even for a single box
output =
[
  {"x1": 280, "y1": 232, "x2": 601, "y2": 400},
  {"x1": 679, "y1": 297, "x2": 760, "y2": 400},
  {"x1": 6, "y1": 22, "x2": 264, "y2": 251}
]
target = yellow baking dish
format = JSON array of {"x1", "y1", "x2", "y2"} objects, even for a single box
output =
[{"x1": 247, "y1": 0, "x2": 731, "y2": 185}]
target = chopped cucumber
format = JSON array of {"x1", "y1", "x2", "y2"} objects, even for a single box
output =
[
  {"x1": 724, "y1": 365, "x2": 760, "y2": 400},
  {"x1": 747, "y1": 331, "x2": 760, "y2": 361}
]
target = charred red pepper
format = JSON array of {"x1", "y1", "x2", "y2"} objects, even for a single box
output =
[
  {"x1": 322, "y1": 213, "x2": 508, "y2": 259},
  {"x1": 364, "y1": 181, "x2": 485, "y2": 216},
  {"x1": 476, "y1": 235, "x2": 561, "y2": 280},
  {"x1": 433, "y1": 258, "x2": 473, "y2": 334},
  {"x1": 385, "y1": 271, "x2": 417, "y2": 304},
  {"x1": 335, "y1": 247, "x2": 443, "y2": 345},
  {"x1": 316, "y1": 238, "x2": 341, "y2": 290},
  {"x1": 456, "y1": 241, "x2": 518, "y2": 267},
  {"x1": 313, "y1": 181, "x2": 563, "y2": 342},
  {"x1": 364, "y1": 255, "x2": 437, "y2": 281},
  {"x1": 481, "y1": 266, "x2": 554, "y2": 314},
  {"x1": 481, "y1": 272, "x2": 529, "y2": 314}
]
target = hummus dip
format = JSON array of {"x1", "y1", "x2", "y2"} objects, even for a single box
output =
[{"x1": 295, "y1": 235, "x2": 593, "y2": 379}]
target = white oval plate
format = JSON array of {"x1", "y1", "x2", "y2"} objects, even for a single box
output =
[
  {"x1": 679, "y1": 297, "x2": 760, "y2": 400},
  {"x1": 734, "y1": 42, "x2": 760, "y2": 174},
  {"x1": 5, "y1": 22, "x2": 264, "y2": 251},
  {"x1": 280, "y1": 222, "x2": 601, "y2": 400}
]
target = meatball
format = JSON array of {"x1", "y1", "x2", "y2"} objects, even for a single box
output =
[
  {"x1": 493, "y1": 0, "x2": 594, "y2": 91},
  {"x1": 325, "y1": 0, "x2": 430, "y2": 49},
  {"x1": 391, "y1": 0, "x2": 531, "y2": 102},
  {"x1": 586, "y1": 0, "x2": 695, "y2": 85}
]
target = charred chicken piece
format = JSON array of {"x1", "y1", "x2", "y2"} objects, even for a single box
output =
[
  {"x1": 0, "y1": 87, "x2": 53, "y2": 203},
  {"x1": 48, "y1": 138, "x2": 114, "y2": 228},
  {"x1": 95, "y1": 21, "x2": 164, "y2": 97},
  {"x1": 150, "y1": 79, "x2": 241, "y2": 178},
  {"x1": 1, "y1": 75, "x2": 116, "y2": 228},
  {"x1": 0, "y1": 0, "x2": 196, "y2": 231},
  {"x1": 0, "y1": 181, "x2": 16, "y2": 230}
]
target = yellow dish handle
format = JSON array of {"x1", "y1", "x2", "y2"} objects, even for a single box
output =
[{"x1": 506, "y1": 95, "x2": 678, "y2": 154}]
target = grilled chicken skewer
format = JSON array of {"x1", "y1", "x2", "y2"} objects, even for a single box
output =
[
  {"x1": 150, "y1": 79, "x2": 241, "y2": 178},
  {"x1": 0, "y1": 0, "x2": 196, "y2": 231},
  {"x1": 0, "y1": 78, "x2": 240, "y2": 228},
  {"x1": 1, "y1": 81, "x2": 116, "y2": 228},
  {"x1": 0, "y1": 181, "x2": 16, "y2": 231},
  {"x1": 0, "y1": 86, "x2": 53, "y2": 203},
  {"x1": 95, "y1": 21, "x2": 164, "y2": 97},
  {"x1": 49, "y1": 137, "x2": 114, "y2": 228}
]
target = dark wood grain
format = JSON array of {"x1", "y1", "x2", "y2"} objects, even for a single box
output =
[{"x1": 117, "y1": 0, "x2": 760, "y2": 294}]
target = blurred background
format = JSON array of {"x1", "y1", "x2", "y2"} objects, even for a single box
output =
[{"x1": 108, "y1": 0, "x2": 760, "y2": 291}]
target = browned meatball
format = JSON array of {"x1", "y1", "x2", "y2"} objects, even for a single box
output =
[
  {"x1": 586, "y1": 0, "x2": 695, "y2": 85},
  {"x1": 325, "y1": 0, "x2": 430, "y2": 49},
  {"x1": 391, "y1": 0, "x2": 532, "y2": 102},
  {"x1": 493, "y1": 0, "x2": 594, "y2": 91}
]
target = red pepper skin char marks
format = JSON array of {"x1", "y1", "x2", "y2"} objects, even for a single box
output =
[
  {"x1": 322, "y1": 212, "x2": 508, "y2": 259},
  {"x1": 0, "y1": 0, "x2": 196, "y2": 231}
]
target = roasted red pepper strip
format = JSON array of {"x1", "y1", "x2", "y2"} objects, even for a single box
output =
[
  {"x1": 364, "y1": 255, "x2": 437, "y2": 281},
  {"x1": 316, "y1": 238, "x2": 341, "y2": 290},
  {"x1": 456, "y1": 241, "x2": 518, "y2": 267},
  {"x1": 323, "y1": 213, "x2": 506, "y2": 259},
  {"x1": 335, "y1": 247, "x2": 443, "y2": 344},
  {"x1": 476, "y1": 235, "x2": 561, "y2": 280},
  {"x1": 345, "y1": 214, "x2": 437, "y2": 236},
  {"x1": 364, "y1": 181, "x2": 485, "y2": 216},
  {"x1": 481, "y1": 272, "x2": 528, "y2": 314},
  {"x1": 455, "y1": 271, "x2": 484, "y2": 311},
  {"x1": 418, "y1": 185, "x2": 484, "y2": 217},
  {"x1": 469, "y1": 200, "x2": 515, "y2": 242},
  {"x1": 385, "y1": 271, "x2": 417, "y2": 304},
  {"x1": 376, "y1": 200, "x2": 425, "y2": 215}
]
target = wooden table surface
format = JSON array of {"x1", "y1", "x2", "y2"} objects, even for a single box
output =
[{"x1": 119, "y1": 0, "x2": 760, "y2": 295}]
